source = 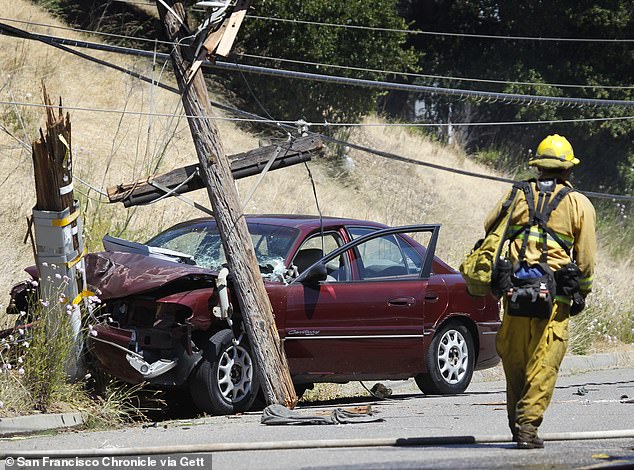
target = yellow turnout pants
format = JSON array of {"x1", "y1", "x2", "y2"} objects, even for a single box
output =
[{"x1": 496, "y1": 302, "x2": 570, "y2": 432}]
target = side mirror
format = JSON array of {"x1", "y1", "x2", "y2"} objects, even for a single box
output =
[{"x1": 302, "y1": 263, "x2": 328, "y2": 284}]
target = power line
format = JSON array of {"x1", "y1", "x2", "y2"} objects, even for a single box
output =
[
  {"x1": 3, "y1": 16, "x2": 634, "y2": 93},
  {"x1": 53, "y1": 3, "x2": 634, "y2": 43},
  {"x1": 3, "y1": 16, "x2": 632, "y2": 91},
  {"x1": 74, "y1": 175, "x2": 108, "y2": 198},
  {"x1": 111, "y1": 0, "x2": 207, "y2": 11},
  {"x1": 213, "y1": 62, "x2": 634, "y2": 108},
  {"x1": 2, "y1": 24, "x2": 632, "y2": 109},
  {"x1": 238, "y1": 53, "x2": 634, "y2": 91},
  {"x1": 0, "y1": 16, "x2": 174, "y2": 46},
  {"x1": 4, "y1": 99, "x2": 634, "y2": 128},
  {"x1": 197, "y1": 97, "x2": 634, "y2": 204},
  {"x1": 1, "y1": 23, "x2": 632, "y2": 202},
  {"x1": 111, "y1": 0, "x2": 156, "y2": 6},
  {"x1": 0, "y1": 99, "x2": 277, "y2": 122},
  {"x1": 246, "y1": 14, "x2": 634, "y2": 43}
]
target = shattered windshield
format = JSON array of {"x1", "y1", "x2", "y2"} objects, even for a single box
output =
[{"x1": 146, "y1": 221, "x2": 300, "y2": 275}]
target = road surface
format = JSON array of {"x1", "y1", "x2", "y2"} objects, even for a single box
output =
[{"x1": 1, "y1": 367, "x2": 633, "y2": 469}]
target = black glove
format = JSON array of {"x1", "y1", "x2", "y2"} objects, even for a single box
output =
[
  {"x1": 555, "y1": 263, "x2": 582, "y2": 297},
  {"x1": 570, "y1": 292, "x2": 586, "y2": 316},
  {"x1": 491, "y1": 258, "x2": 513, "y2": 298}
]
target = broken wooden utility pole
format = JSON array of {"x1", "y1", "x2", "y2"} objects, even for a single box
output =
[
  {"x1": 31, "y1": 85, "x2": 89, "y2": 380},
  {"x1": 155, "y1": 1, "x2": 297, "y2": 408},
  {"x1": 106, "y1": 135, "x2": 323, "y2": 207}
]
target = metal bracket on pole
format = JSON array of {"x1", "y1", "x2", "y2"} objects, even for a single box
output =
[{"x1": 185, "y1": 0, "x2": 251, "y2": 84}]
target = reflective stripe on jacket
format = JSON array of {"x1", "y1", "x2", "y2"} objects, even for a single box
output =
[{"x1": 484, "y1": 180, "x2": 597, "y2": 294}]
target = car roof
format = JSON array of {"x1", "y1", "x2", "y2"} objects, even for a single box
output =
[
  {"x1": 174, "y1": 214, "x2": 389, "y2": 231},
  {"x1": 149, "y1": 215, "x2": 456, "y2": 275}
]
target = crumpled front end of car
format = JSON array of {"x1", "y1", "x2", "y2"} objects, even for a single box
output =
[{"x1": 87, "y1": 282, "x2": 220, "y2": 387}]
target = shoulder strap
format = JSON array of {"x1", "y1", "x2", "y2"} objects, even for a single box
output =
[
  {"x1": 493, "y1": 185, "x2": 521, "y2": 263},
  {"x1": 538, "y1": 186, "x2": 574, "y2": 257},
  {"x1": 511, "y1": 182, "x2": 574, "y2": 262},
  {"x1": 486, "y1": 184, "x2": 520, "y2": 235},
  {"x1": 516, "y1": 181, "x2": 534, "y2": 260},
  {"x1": 540, "y1": 186, "x2": 573, "y2": 223}
]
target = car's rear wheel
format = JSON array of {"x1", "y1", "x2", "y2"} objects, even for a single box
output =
[
  {"x1": 415, "y1": 322, "x2": 475, "y2": 395},
  {"x1": 190, "y1": 329, "x2": 259, "y2": 415}
]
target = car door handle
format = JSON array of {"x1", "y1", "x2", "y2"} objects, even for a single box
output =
[
  {"x1": 388, "y1": 297, "x2": 416, "y2": 307},
  {"x1": 424, "y1": 292, "x2": 439, "y2": 303}
]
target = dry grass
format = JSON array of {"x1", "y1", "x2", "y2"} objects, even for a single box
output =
[
  {"x1": 0, "y1": 0, "x2": 254, "y2": 320},
  {"x1": 1, "y1": 0, "x2": 632, "y2": 359}
]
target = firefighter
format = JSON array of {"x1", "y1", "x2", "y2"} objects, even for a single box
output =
[{"x1": 485, "y1": 134, "x2": 597, "y2": 449}]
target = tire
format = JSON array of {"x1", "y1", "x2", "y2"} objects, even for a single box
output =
[
  {"x1": 190, "y1": 329, "x2": 260, "y2": 415},
  {"x1": 415, "y1": 322, "x2": 475, "y2": 395}
]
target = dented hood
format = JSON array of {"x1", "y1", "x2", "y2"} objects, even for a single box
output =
[{"x1": 85, "y1": 251, "x2": 215, "y2": 299}]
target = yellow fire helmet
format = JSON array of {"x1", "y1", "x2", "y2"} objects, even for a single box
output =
[{"x1": 529, "y1": 134, "x2": 580, "y2": 169}]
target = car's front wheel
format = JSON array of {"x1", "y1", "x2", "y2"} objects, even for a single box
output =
[
  {"x1": 190, "y1": 329, "x2": 260, "y2": 415},
  {"x1": 415, "y1": 322, "x2": 475, "y2": 395}
]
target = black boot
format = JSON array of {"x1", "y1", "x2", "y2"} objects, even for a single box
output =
[{"x1": 516, "y1": 424, "x2": 544, "y2": 449}]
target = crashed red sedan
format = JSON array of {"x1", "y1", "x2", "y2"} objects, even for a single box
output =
[{"x1": 8, "y1": 215, "x2": 501, "y2": 415}]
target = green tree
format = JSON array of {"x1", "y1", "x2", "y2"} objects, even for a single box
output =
[
  {"x1": 397, "y1": 0, "x2": 634, "y2": 192},
  {"x1": 222, "y1": 0, "x2": 420, "y2": 126},
  {"x1": 30, "y1": 0, "x2": 163, "y2": 47}
]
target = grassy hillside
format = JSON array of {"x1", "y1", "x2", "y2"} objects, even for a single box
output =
[{"x1": 0, "y1": 0, "x2": 631, "y2": 352}]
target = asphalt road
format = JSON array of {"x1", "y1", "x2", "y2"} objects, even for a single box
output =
[{"x1": 1, "y1": 367, "x2": 633, "y2": 470}]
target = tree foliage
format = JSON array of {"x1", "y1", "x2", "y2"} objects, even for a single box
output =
[
  {"x1": 33, "y1": 1, "x2": 633, "y2": 192},
  {"x1": 31, "y1": 0, "x2": 163, "y2": 47},
  {"x1": 398, "y1": 0, "x2": 634, "y2": 192},
  {"x1": 224, "y1": 0, "x2": 419, "y2": 126}
]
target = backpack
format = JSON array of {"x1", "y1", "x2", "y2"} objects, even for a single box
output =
[
  {"x1": 459, "y1": 185, "x2": 520, "y2": 296},
  {"x1": 495, "y1": 180, "x2": 575, "y2": 319}
]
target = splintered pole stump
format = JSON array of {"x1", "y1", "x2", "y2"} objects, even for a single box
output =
[
  {"x1": 156, "y1": 1, "x2": 296, "y2": 408},
  {"x1": 31, "y1": 86, "x2": 88, "y2": 380}
]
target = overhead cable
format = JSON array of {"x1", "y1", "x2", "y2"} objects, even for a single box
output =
[
  {"x1": 4, "y1": 99, "x2": 634, "y2": 128},
  {"x1": 60, "y1": 4, "x2": 634, "y2": 43},
  {"x1": 111, "y1": 0, "x2": 155, "y2": 5},
  {"x1": 238, "y1": 53, "x2": 634, "y2": 91},
  {"x1": 10, "y1": 100, "x2": 631, "y2": 202},
  {"x1": 0, "y1": 16, "x2": 174, "y2": 46},
  {"x1": 246, "y1": 14, "x2": 634, "y2": 43},
  {"x1": 205, "y1": 105, "x2": 634, "y2": 203},
  {"x1": 317, "y1": 133, "x2": 634, "y2": 202},
  {"x1": 1, "y1": 24, "x2": 631, "y2": 109},
  {"x1": 2, "y1": 16, "x2": 631, "y2": 91},
  {"x1": 73, "y1": 175, "x2": 108, "y2": 197},
  {"x1": 213, "y1": 60, "x2": 633, "y2": 107},
  {"x1": 1, "y1": 23, "x2": 632, "y2": 203}
]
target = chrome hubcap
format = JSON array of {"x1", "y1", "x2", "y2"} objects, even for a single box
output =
[
  {"x1": 217, "y1": 344, "x2": 253, "y2": 402},
  {"x1": 437, "y1": 329, "x2": 468, "y2": 384}
]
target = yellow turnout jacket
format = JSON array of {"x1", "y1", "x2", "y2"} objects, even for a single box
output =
[{"x1": 485, "y1": 180, "x2": 596, "y2": 295}]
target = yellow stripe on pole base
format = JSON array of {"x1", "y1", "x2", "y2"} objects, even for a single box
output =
[
  {"x1": 72, "y1": 289, "x2": 96, "y2": 305},
  {"x1": 66, "y1": 246, "x2": 87, "y2": 269},
  {"x1": 51, "y1": 208, "x2": 80, "y2": 227}
]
